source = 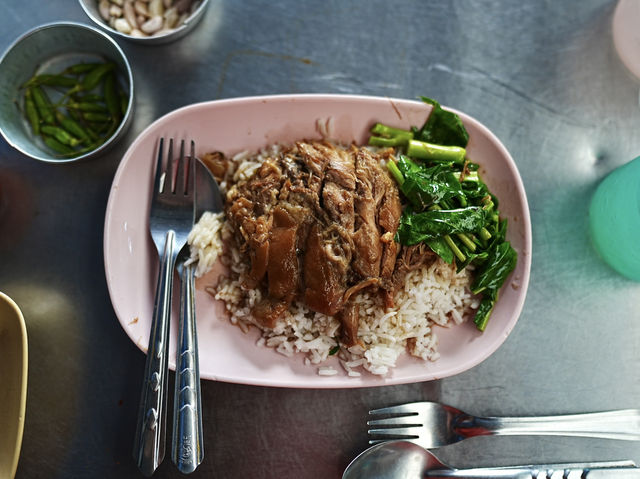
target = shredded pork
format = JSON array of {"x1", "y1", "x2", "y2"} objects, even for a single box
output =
[{"x1": 215, "y1": 141, "x2": 435, "y2": 346}]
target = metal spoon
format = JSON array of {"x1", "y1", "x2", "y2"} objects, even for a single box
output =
[
  {"x1": 342, "y1": 441, "x2": 640, "y2": 479},
  {"x1": 171, "y1": 158, "x2": 223, "y2": 474}
]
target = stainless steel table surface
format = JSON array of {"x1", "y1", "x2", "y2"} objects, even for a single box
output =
[{"x1": 1, "y1": 1, "x2": 639, "y2": 478}]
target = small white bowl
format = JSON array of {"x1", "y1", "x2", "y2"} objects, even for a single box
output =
[
  {"x1": 0, "y1": 292, "x2": 28, "y2": 479},
  {"x1": 78, "y1": 0, "x2": 210, "y2": 45}
]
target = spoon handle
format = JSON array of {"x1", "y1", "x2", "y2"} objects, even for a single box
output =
[
  {"x1": 171, "y1": 261, "x2": 204, "y2": 474},
  {"x1": 429, "y1": 461, "x2": 640, "y2": 478}
]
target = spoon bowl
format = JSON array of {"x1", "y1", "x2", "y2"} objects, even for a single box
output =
[
  {"x1": 195, "y1": 158, "x2": 224, "y2": 219},
  {"x1": 343, "y1": 441, "x2": 440, "y2": 479},
  {"x1": 342, "y1": 441, "x2": 640, "y2": 479}
]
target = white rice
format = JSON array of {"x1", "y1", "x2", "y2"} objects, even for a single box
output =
[
  {"x1": 188, "y1": 145, "x2": 480, "y2": 377},
  {"x1": 187, "y1": 211, "x2": 225, "y2": 277}
]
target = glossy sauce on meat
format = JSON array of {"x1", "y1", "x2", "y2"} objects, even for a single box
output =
[{"x1": 224, "y1": 141, "x2": 412, "y2": 346}]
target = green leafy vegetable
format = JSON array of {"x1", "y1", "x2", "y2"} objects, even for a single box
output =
[
  {"x1": 472, "y1": 242, "x2": 517, "y2": 296},
  {"x1": 397, "y1": 206, "x2": 486, "y2": 245},
  {"x1": 369, "y1": 96, "x2": 517, "y2": 331},
  {"x1": 425, "y1": 237, "x2": 455, "y2": 264},
  {"x1": 396, "y1": 156, "x2": 464, "y2": 209},
  {"x1": 473, "y1": 296, "x2": 496, "y2": 331},
  {"x1": 414, "y1": 96, "x2": 469, "y2": 148}
]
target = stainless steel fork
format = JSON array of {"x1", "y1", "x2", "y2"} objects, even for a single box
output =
[
  {"x1": 133, "y1": 138, "x2": 196, "y2": 477},
  {"x1": 368, "y1": 401, "x2": 640, "y2": 448}
]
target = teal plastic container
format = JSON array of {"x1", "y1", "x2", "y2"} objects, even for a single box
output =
[{"x1": 589, "y1": 156, "x2": 640, "y2": 281}]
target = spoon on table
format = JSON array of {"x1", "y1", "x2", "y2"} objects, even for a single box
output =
[
  {"x1": 342, "y1": 441, "x2": 640, "y2": 479},
  {"x1": 172, "y1": 157, "x2": 223, "y2": 474}
]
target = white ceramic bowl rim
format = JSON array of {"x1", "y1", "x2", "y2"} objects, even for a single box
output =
[{"x1": 0, "y1": 21, "x2": 135, "y2": 164}]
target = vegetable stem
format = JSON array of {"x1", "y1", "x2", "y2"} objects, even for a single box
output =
[
  {"x1": 369, "y1": 136, "x2": 405, "y2": 147},
  {"x1": 371, "y1": 123, "x2": 413, "y2": 140},
  {"x1": 406, "y1": 139, "x2": 466, "y2": 163},
  {"x1": 454, "y1": 170, "x2": 479, "y2": 182},
  {"x1": 386, "y1": 160, "x2": 405, "y2": 186},
  {"x1": 369, "y1": 123, "x2": 414, "y2": 148},
  {"x1": 457, "y1": 233, "x2": 476, "y2": 251},
  {"x1": 474, "y1": 298, "x2": 495, "y2": 331},
  {"x1": 444, "y1": 235, "x2": 466, "y2": 262}
]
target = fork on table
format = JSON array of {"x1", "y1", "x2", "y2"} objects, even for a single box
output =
[
  {"x1": 368, "y1": 401, "x2": 640, "y2": 448},
  {"x1": 133, "y1": 138, "x2": 196, "y2": 476}
]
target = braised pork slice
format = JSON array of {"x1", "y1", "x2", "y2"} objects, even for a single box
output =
[
  {"x1": 376, "y1": 160, "x2": 402, "y2": 306},
  {"x1": 267, "y1": 207, "x2": 298, "y2": 301},
  {"x1": 226, "y1": 158, "x2": 284, "y2": 289},
  {"x1": 352, "y1": 148, "x2": 383, "y2": 279},
  {"x1": 303, "y1": 224, "x2": 347, "y2": 315},
  {"x1": 352, "y1": 147, "x2": 402, "y2": 302},
  {"x1": 221, "y1": 140, "x2": 429, "y2": 344}
]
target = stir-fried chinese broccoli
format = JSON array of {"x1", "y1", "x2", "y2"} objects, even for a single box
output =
[{"x1": 369, "y1": 97, "x2": 517, "y2": 331}]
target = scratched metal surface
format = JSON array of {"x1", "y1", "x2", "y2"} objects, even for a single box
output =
[{"x1": 1, "y1": 1, "x2": 640, "y2": 477}]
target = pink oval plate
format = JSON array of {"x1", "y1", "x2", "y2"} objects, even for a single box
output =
[{"x1": 103, "y1": 94, "x2": 531, "y2": 388}]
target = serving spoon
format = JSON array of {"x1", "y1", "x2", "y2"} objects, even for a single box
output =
[
  {"x1": 171, "y1": 158, "x2": 223, "y2": 474},
  {"x1": 342, "y1": 441, "x2": 640, "y2": 479}
]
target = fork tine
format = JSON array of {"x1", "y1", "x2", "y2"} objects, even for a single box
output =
[
  {"x1": 175, "y1": 139, "x2": 187, "y2": 195},
  {"x1": 369, "y1": 403, "x2": 421, "y2": 416},
  {"x1": 153, "y1": 137, "x2": 165, "y2": 194},
  {"x1": 187, "y1": 140, "x2": 196, "y2": 196},
  {"x1": 367, "y1": 415, "x2": 422, "y2": 427},
  {"x1": 165, "y1": 138, "x2": 175, "y2": 193},
  {"x1": 368, "y1": 427, "x2": 420, "y2": 439}
]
